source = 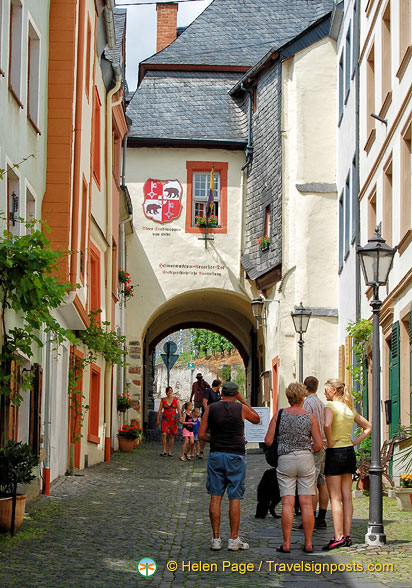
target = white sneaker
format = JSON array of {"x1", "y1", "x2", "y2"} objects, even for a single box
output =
[
  {"x1": 211, "y1": 537, "x2": 222, "y2": 550},
  {"x1": 228, "y1": 537, "x2": 249, "y2": 551}
]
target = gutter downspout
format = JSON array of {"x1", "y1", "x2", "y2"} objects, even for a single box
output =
[
  {"x1": 42, "y1": 331, "x2": 52, "y2": 494},
  {"x1": 355, "y1": 0, "x2": 361, "y2": 323},
  {"x1": 241, "y1": 84, "x2": 253, "y2": 171},
  {"x1": 70, "y1": 0, "x2": 86, "y2": 288},
  {"x1": 240, "y1": 85, "x2": 253, "y2": 276},
  {"x1": 118, "y1": 123, "x2": 132, "y2": 404},
  {"x1": 104, "y1": 64, "x2": 122, "y2": 462},
  {"x1": 119, "y1": 214, "x2": 132, "y2": 402}
]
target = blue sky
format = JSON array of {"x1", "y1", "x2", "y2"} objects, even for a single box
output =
[{"x1": 116, "y1": 0, "x2": 213, "y2": 90}]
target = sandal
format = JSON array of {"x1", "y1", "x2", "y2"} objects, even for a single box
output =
[
  {"x1": 159, "y1": 452, "x2": 167, "y2": 456},
  {"x1": 276, "y1": 546, "x2": 290, "y2": 553},
  {"x1": 302, "y1": 546, "x2": 313, "y2": 553},
  {"x1": 167, "y1": 454, "x2": 173, "y2": 457},
  {"x1": 179, "y1": 456, "x2": 186, "y2": 461},
  {"x1": 186, "y1": 456, "x2": 191, "y2": 461}
]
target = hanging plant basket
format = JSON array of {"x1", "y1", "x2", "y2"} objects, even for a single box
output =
[{"x1": 118, "y1": 269, "x2": 130, "y2": 283}]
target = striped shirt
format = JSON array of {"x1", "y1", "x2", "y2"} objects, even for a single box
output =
[{"x1": 303, "y1": 393, "x2": 327, "y2": 447}]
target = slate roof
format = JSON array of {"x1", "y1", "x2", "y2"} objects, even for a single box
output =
[
  {"x1": 104, "y1": 8, "x2": 126, "y2": 67},
  {"x1": 143, "y1": 0, "x2": 334, "y2": 67},
  {"x1": 127, "y1": 71, "x2": 247, "y2": 145}
]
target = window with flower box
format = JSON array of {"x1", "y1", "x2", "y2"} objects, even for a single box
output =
[{"x1": 185, "y1": 161, "x2": 228, "y2": 233}]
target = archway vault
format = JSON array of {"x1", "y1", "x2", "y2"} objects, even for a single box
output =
[{"x1": 144, "y1": 289, "x2": 256, "y2": 366}]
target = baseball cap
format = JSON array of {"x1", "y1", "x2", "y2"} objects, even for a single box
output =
[{"x1": 222, "y1": 382, "x2": 238, "y2": 397}]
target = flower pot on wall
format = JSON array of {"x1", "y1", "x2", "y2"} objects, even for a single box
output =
[
  {"x1": 395, "y1": 488, "x2": 412, "y2": 511},
  {"x1": 117, "y1": 405, "x2": 127, "y2": 413},
  {"x1": 118, "y1": 437, "x2": 135, "y2": 452},
  {"x1": 0, "y1": 495, "x2": 26, "y2": 533}
]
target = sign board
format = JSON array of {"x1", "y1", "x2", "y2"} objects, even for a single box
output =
[
  {"x1": 187, "y1": 362, "x2": 195, "y2": 370},
  {"x1": 163, "y1": 341, "x2": 177, "y2": 354},
  {"x1": 161, "y1": 353, "x2": 179, "y2": 370},
  {"x1": 244, "y1": 407, "x2": 271, "y2": 443}
]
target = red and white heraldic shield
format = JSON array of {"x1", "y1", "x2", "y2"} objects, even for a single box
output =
[{"x1": 143, "y1": 179, "x2": 183, "y2": 224}]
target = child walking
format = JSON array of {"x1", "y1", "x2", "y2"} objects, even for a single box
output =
[
  {"x1": 180, "y1": 401, "x2": 194, "y2": 461},
  {"x1": 190, "y1": 408, "x2": 202, "y2": 458}
]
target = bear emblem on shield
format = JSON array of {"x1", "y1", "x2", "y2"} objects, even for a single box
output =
[{"x1": 143, "y1": 179, "x2": 183, "y2": 224}]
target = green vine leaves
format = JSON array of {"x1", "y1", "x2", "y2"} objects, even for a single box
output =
[
  {"x1": 346, "y1": 318, "x2": 372, "y2": 410},
  {"x1": 68, "y1": 311, "x2": 127, "y2": 444},
  {"x1": 0, "y1": 220, "x2": 74, "y2": 402}
]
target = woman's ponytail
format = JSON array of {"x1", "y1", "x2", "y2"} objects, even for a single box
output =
[{"x1": 325, "y1": 378, "x2": 354, "y2": 411}]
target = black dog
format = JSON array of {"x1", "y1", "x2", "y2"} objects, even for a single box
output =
[{"x1": 255, "y1": 468, "x2": 281, "y2": 519}]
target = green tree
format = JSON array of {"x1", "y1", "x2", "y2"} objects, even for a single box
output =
[{"x1": 190, "y1": 329, "x2": 234, "y2": 358}]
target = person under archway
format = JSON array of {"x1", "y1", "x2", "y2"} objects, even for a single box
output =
[{"x1": 157, "y1": 386, "x2": 180, "y2": 457}]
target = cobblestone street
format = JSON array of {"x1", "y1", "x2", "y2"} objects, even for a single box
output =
[{"x1": 1, "y1": 442, "x2": 411, "y2": 588}]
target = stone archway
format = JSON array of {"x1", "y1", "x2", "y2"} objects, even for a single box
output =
[{"x1": 140, "y1": 289, "x2": 258, "y2": 426}]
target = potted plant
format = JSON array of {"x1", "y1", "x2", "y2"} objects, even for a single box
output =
[
  {"x1": 355, "y1": 435, "x2": 372, "y2": 491},
  {"x1": 118, "y1": 268, "x2": 131, "y2": 284},
  {"x1": 195, "y1": 215, "x2": 219, "y2": 228},
  {"x1": 117, "y1": 393, "x2": 132, "y2": 413},
  {"x1": 117, "y1": 424, "x2": 140, "y2": 452},
  {"x1": 394, "y1": 473, "x2": 412, "y2": 511},
  {"x1": 0, "y1": 440, "x2": 38, "y2": 536},
  {"x1": 122, "y1": 283, "x2": 134, "y2": 298},
  {"x1": 257, "y1": 235, "x2": 270, "y2": 251}
]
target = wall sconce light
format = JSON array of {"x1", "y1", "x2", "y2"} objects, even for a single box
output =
[{"x1": 251, "y1": 294, "x2": 274, "y2": 328}]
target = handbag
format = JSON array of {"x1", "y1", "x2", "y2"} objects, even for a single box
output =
[{"x1": 264, "y1": 409, "x2": 283, "y2": 468}]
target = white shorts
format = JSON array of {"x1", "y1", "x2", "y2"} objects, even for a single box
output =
[{"x1": 276, "y1": 450, "x2": 316, "y2": 497}]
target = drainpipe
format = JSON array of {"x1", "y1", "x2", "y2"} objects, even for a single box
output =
[
  {"x1": 42, "y1": 331, "x2": 52, "y2": 494},
  {"x1": 119, "y1": 214, "x2": 132, "y2": 401},
  {"x1": 70, "y1": 0, "x2": 86, "y2": 288},
  {"x1": 354, "y1": 0, "x2": 362, "y2": 407},
  {"x1": 104, "y1": 0, "x2": 116, "y2": 49},
  {"x1": 241, "y1": 84, "x2": 253, "y2": 170},
  {"x1": 104, "y1": 64, "x2": 122, "y2": 462},
  {"x1": 355, "y1": 0, "x2": 361, "y2": 322}
]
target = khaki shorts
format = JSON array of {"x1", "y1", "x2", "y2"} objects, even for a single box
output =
[
  {"x1": 276, "y1": 450, "x2": 316, "y2": 497},
  {"x1": 314, "y1": 448, "x2": 326, "y2": 485}
]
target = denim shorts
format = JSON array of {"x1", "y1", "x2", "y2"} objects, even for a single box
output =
[
  {"x1": 325, "y1": 446, "x2": 356, "y2": 476},
  {"x1": 206, "y1": 452, "x2": 246, "y2": 499}
]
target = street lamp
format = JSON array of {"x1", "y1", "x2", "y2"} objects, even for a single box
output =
[
  {"x1": 357, "y1": 229, "x2": 396, "y2": 546},
  {"x1": 291, "y1": 302, "x2": 311, "y2": 382}
]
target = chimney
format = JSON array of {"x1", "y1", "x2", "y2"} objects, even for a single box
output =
[{"x1": 156, "y1": 3, "x2": 178, "y2": 53}]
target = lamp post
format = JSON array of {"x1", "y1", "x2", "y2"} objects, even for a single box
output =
[
  {"x1": 291, "y1": 302, "x2": 311, "y2": 382},
  {"x1": 357, "y1": 229, "x2": 396, "y2": 546}
]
